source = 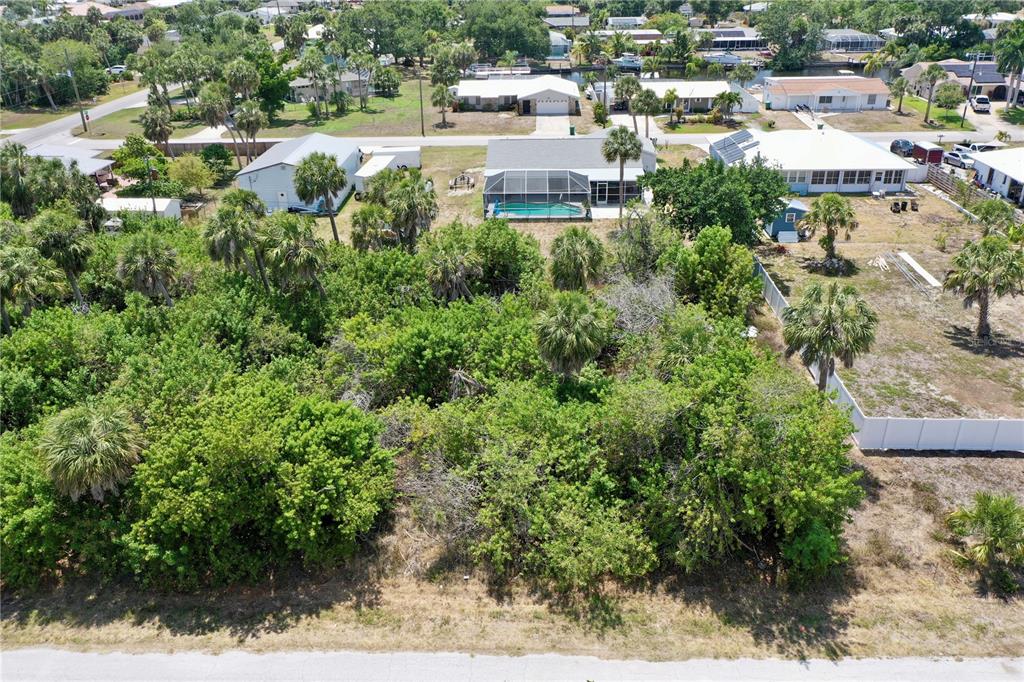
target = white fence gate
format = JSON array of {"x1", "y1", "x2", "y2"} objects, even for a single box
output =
[{"x1": 754, "y1": 260, "x2": 1023, "y2": 453}]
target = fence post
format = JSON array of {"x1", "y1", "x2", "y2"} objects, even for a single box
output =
[
  {"x1": 953, "y1": 419, "x2": 964, "y2": 451},
  {"x1": 990, "y1": 419, "x2": 1002, "y2": 452},
  {"x1": 880, "y1": 417, "x2": 891, "y2": 450},
  {"x1": 915, "y1": 419, "x2": 926, "y2": 450}
]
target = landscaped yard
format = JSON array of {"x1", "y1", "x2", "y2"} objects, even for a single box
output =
[
  {"x1": 0, "y1": 80, "x2": 147, "y2": 130},
  {"x1": 655, "y1": 115, "x2": 733, "y2": 134},
  {"x1": 757, "y1": 192, "x2": 1023, "y2": 419},
  {"x1": 826, "y1": 97, "x2": 976, "y2": 133}
]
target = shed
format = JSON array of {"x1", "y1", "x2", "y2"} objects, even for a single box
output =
[
  {"x1": 353, "y1": 147, "x2": 421, "y2": 194},
  {"x1": 100, "y1": 197, "x2": 182, "y2": 219},
  {"x1": 768, "y1": 199, "x2": 807, "y2": 242},
  {"x1": 912, "y1": 141, "x2": 943, "y2": 165}
]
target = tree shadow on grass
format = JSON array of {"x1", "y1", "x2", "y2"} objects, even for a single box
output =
[
  {"x1": 942, "y1": 324, "x2": 1024, "y2": 359},
  {"x1": 1, "y1": 539, "x2": 387, "y2": 644}
]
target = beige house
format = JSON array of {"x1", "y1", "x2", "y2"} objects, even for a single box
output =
[
  {"x1": 901, "y1": 59, "x2": 1010, "y2": 101},
  {"x1": 288, "y1": 72, "x2": 368, "y2": 103},
  {"x1": 764, "y1": 76, "x2": 890, "y2": 111}
]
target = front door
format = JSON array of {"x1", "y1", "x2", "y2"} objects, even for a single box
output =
[
  {"x1": 521, "y1": 99, "x2": 531, "y2": 114},
  {"x1": 595, "y1": 182, "x2": 608, "y2": 204}
]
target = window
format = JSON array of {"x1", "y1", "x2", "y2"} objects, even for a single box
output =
[
  {"x1": 812, "y1": 170, "x2": 839, "y2": 185},
  {"x1": 987, "y1": 168, "x2": 995, "y2": 184},
  {"x1": 882, "y1": 170, "x2": 905, "y2": 184},
  {"x1": 785, "y1": 170, "x2": 806, "y2": 184},
  {"x1": 867, "y1": 94, "x2": 877, "y2": 105},
  {"x1": 844, "y1": 170, "x2": 871, "y2": 185},
  {"x1": 785, "y1": 212, "x2": 797, "y2": 223},
  {"x1": 819, "y1": 95, "x2": 833, "y2": 104},
  {"x1": 875, "y1": 171, "x2": 884, "y2": 182}
]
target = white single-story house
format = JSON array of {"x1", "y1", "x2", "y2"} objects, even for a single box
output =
[
  {"x1": 971, "y1": 147, "x2": 1024, "y2": 205},
  {"x1": 590, "y1": 79, "x2": 758, "y2": 114},
  {"x1": 764, "y1": 76, "x2": 890, "y2": 111},
  {"x1": 26, "y1": 143, "x2": 114, "y2": 184},
  {"x1": 593, "y1": 28, "x2": 664, "y2": 45},
  {"x1": 607, "y1": 16, "x2": 646, "y2": 28},
  {"x1": 452, "y1": 76, "x2": 580, "y2": 115},
  {"x1": 483, "y1": 129, "x2": 657, "y2": 219},
  {"x1": 236, "y1": 134, "x2": 361, "y2": 212},
  {"x1": 549, "y1": 30, "x2": 571, "y2": 59},
  {"x1": 820, "y1": 28, "x2": 885, "y2": 52},
  {"x1": 288, "y1": 72, "x2": 367, "y2": 102},
  {"x1": 100, "y1": 197, "x2": 182, "y2": 219},
  {"x1": 710, "y1": 129, "x2": 917, "y2": 194}
]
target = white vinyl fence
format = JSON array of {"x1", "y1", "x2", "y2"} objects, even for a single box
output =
[{"x1": 754, "y1": 260, "x2": 1024, "y2": 453}]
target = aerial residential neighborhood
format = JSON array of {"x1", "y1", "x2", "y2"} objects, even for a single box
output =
[{"x1": 1, "y1": 1, "x2": 1023, "y2": 681}]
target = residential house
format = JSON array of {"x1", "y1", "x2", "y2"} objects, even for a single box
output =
[
  {"x1": 544, "y1": 15, "x2": 590, "y2": 29},
  {"x1": 763, "y1": 76, "x2": 889, "y2": 111},
  {"x1": 288, "y1": 71, "x2": 367, "y2": 102},
  {"x1": 483, "y1": 130, "x2": 657, "y2": 219},
  {"x1": 710, "y1": 129, "x2": 917, "y2": 194},
  {"x1": 236, "y1": 134, "x2": 362, "y2": 212},
  {"x1": 25, "y1": 143, "x2": 114, "y2": 185},
  {"x1": 962, "y1": 12, "x2": 1020, "y2": 27},
  {"x1": 546, "y1": 4, "x2": 579, "y2": 16},
  {"x1": 697, "y1": 27, "x2": 767, "y2": 50},
  {"x1": 593, "y1": 28, "x2": 664, "y2": 46},
  {"x1": 970, "y1": 147, "x2": 1024, "y2": 205},
  {"x1": 601, "y1": 79, "x2": 759, "y2": 113},
  {"x1": 767, "y1": 199, "x2": 808, "y2": 243},
  {"x1": 607, "y1": 16, "x2": 647, "y2": 29},
  {"x1": 743, "y1": 2, "x2": 771, "y2": 11},
  {"x1": 679, "y1": 3, "x2": 693, "y2": 18},
  {"x1": 100, "y1": 197, "x2": 182, "y2": 219},
  {"x1": 901, "y1": 59, "x2": 1010, "y2": 100},
  {"x1": 452, "y1": 76, "x2": 580, "y2": 115},
  {"x1": 820, "y1": 29, "x2": 885, "y2": 52},
  {"x1": 549, "y1": 30, "x2": 571, "y2": 59}
]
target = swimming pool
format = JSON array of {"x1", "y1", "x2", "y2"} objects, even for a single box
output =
[{"x1": 493, "y1": 201, "x2": 585, "y2": 219}]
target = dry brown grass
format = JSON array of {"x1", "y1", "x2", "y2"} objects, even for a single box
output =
[
  {"x1": 746, "y1": 110, "x2": 809, "y2": 131},
  {"x1": 656, "y1": 144, "x2": 708, "y2": 168},
  {"x1": 757, "y1": 191, "x2": 1024, "y2": 418}
]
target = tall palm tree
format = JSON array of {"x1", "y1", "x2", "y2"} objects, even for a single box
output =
[
  {"x1": 0, "y1": 142, "x2": 33, "y2": 217},
  {"x1": 601, "y1": 126, "x2": 643, "y2": 223},
  {"x1": 662, "y1": 88, "x2": 679, "y2": 124},
  {"x1": 234, "y1": 99, "x2": 266, "y2": 164},
  {"x1": 221, "y1": 188, "x2": 268, "y2": 217},
  {"x1": 943, "y1": 235, "x2": 1024, "y2": 340},
  {"x1": 888, "y1": 76, "x2": 911, "y2": 114},
  {"x1": 350, "y1": 52, "x2": 377, "y2": 110},
  {"x1": 198, "y1": 83, "x2": 242, "y2": 170},
  {"x1": 535, "y1": 291, "x2": 610, "y2": 378},
  {"x1": 730, "y1": 62, "x2": 756, "y2": 88},
  {"x1": 799, "y1": 193, "x2": 858, "y2": 263},
  {"x1": 118, "y1": 231, "x2": 178, "y2": 307},
  {"x1": 614, "y1": 75, "x2": 642, "y2": 133},
  {"x1": 38, "y1": 402, "x2": 144, "y2": 502},
  {"x1": 431, "y1": 84, "x2": 454, "y2": 127},
  {"x1": 265, "y1": 212, "x2": 328, "y2": 297},
  {"x1": 225, "y1": 58, "x2": 261, "y2": 100},
  {"x1": 995, "y1": 21, "x2": 1024, "y2": 109},
  {"x1": 389, "y1": 168, "x2": 438, "y2": 250},
  {"x1": 634, "y1": 88, "x2": 662, "y2": 138},
  {"x1": 782, "y1": 282, "x2": 878, "y2": 392},
  {"x1": 299, "y1": 48, "x2": 328, "y2": 120},
  {"x1": 203, "y1": 204, "x2": 270, "y2": 291},
  {"x1": 420, "y1": 226, "x2": 482, "y2": 303},
  {"x1": 0, "y1": 244, "x2": 63, "y2": 334},
  {"x1": 917, "y1": 62, "x2": 948, "y2": 123},
  {"x1": 293, "y1": 151, "x2": 348, "y2": 244},
  {"x1": 139, "y1": 105, "x2": 174, "y2": 157},
  {"x1": 713, "y1": 90, "x2": 744, "y2": 122},
  {"x1": 351, "y1": 203, "x2": 396, "y2": 251},
  {"x1": 550, "y1": 225, "x2": 604, "y2": 291},
  {"x1": 30, "y1": 208, "x2": 91, "y2": 308},
  {"x1": 607, "y1": 31, "x2": 635, "y2": 58}
]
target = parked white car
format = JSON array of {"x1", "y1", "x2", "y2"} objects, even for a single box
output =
[
  {"x1": 969, "y1": 95, "x2": 991, "y2": 112},
  {"x1": 105, "y1": 65, "x2": 127, "y2": 75}
]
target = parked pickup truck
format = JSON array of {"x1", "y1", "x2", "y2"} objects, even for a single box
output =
[
  {"x1": 969, "y1": 95, "x2": 991, "y2": 112},
  {"x1": 953, "y1": 141, "x2": 1002, "y2": 155}
]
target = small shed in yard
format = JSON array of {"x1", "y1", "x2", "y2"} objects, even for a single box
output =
[
  {"x1": 912, "y1": 141, "x2": 944, "y2": 165},
  {"x1": 100, "y1": 197, "x2": 182, "y2": 219},
  {"x1": 768, "y1": 199, "x2": 807, "y2": 242}
]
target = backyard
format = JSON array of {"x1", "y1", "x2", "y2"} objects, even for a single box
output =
[
  {"x1": 757, "y1": 191, "x2": 1024, "y2": 419},
  {"x1": 826, "y1": 96, "x2": 976, "y2": 133},
  {"x1": 0, "y1": 80, "x2": 147, "y2": 131}
]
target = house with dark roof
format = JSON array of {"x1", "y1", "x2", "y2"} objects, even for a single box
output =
[
  {"x1": 483, "y1": 130, "x2": 657, "y2": 219},
  {"x1": 902, "y1": 59, "x2": 1010, "y2": 100},
  {"x1": 696, "y1": 26, "x2": 766, "y2": 50}
]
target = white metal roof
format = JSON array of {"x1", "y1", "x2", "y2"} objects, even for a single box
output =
[
  {"x1": 25, "y1": 144, "x2": 113, "y2": 176},
  {"x1": 637, "y1": 79, "x2": 731, "y2": 99},
  {"x1": 355, "y1": 155, "x2": 394, "y2": 179},
  {"x1": 713, "y1": 129, "x2": 916, "y2": 172},
  {"x1": 454, "y1": 76, "x2": 579, "y2": 100},
  {"x1": 237, "y1": 134, "x2": 360, "y2": 176},
  {"x1": 100, "y1": 197, "x2": 180, "y2": 212},
  {"x1": 969, "y1": 147, "x2": 1024, "y2": 181}
]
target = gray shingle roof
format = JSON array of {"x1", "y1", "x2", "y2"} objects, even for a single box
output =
[{"x1": 486, "y1": 132, "x2": 654, "y2": 171}]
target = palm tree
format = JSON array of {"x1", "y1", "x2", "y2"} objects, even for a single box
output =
[
  {"x1": 351, "y1": 52, "x2": 377, "y2": 110},
  {"x1": 234, "y1": 99, "x2": 266, "y2": 164},
  {"x1": 225, "y1": 58, "x2": 261, "y2": 100},
  {"x1": 995, "y1": 20, "x2": 1024, "y2": 109},
  {"x1": 139, "y1": 105, "x2": 173, "y2": 157},
  {"x1": 943, "y1": 235, "x2": 1024, "y2": 340},
  {"x1": 199, "y1": 83, "x2": 242, "y2": 170},
  {"x1": 496, "y1": 50, "x2": 518, "y2": 67},
  {"x1": 351, "y1": 204, "x2": 397, "y2": 251},
  {"x1": 601, "y1": 126, "x2": 643, "y2": 223},
  {"x1": 117, "y1": 231, "x2": 178, "y2": 307},
  {"x1": 221, "y1": 188, "x2": 268, "y2": 217},
  {"x1": 634, "y1": 88, "x2": 662, "y2": 139},
  {"x1": 431, "y1": 84, "x2": 455, "y2": 127},
  {"x1": 707, "y1": 62, "x2": 725, "y2": 79},
  {"x1": 800, "y1": 193, "x2": 858, "y2": 263},
  {"x1": 888, "y1": 76, "x2": 911, "y2": 114},
  {"x1": 265, "y1": 213, "x2": 328, "y2": 297},
  {"x1": 38, "y1": 403, "x2": 144, "y2": 502},
  {"x1": 607, "y1": 31, "x2": 635, "y2": 58},
  {"x1": 576, "y1": 31, "x2": 604, "y2": 64},
  {"x1": 862, "y1": 51, "x2": 885, "y2": 77},
  {"x1": 614, "y1": 75, "x2": 642, "y2": 133},
  {"x1": 30, "y1": 208, "x2": 91, "y2": 308},
  {"x1": 641, "y1": 56, "x2": 662, "y2": 79},
  {"x1": 0, "y1": 142, "x2": 33, "y2": 217},
  {"x1": 420, "y1": 226, "x2": 482, "y2": 303},
  {"x1": 713, "y1": 90, "x2": 744, "y2": 122},
  {"x1": 299, "y1": 48, "x2": 328, "y2": 120},
  {"x1": 782, "y1": 282, "x2": 878, "y2": 392},
  {"x1": 730, "y1": 62, "x2": 756, "y2": 88},
  {"x1": 662, "y1": 87, "x2": 678, "y2": 124},
  {"x1": 203, "y1": 204, "x2": 270, "y2": 291},
  {"x1": 293, "y1": 151, "x2": 348, "y2": 244},
  {"x1": 917, "y1": 62, "x2": 948, "y2": 123},
  {"x1": 947, "y1": 492, "x2": 1024, "y2": 582},
  {"x1": 0, "y1": 244, "x2": 63, "y2": 334},
  {"x1": 389, "y1": 168, "x2": 438, "y2": 250},
  {"x1": 535, "y1": 291, "x2": 610, "y2": 378},
  {"x1": 550, "y1": 225, "x2": 604, "y2": 291}
]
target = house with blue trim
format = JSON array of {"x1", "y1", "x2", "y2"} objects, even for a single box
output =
[{"x1": 768, "y1": 199, "x2": 808, "y2": 243}]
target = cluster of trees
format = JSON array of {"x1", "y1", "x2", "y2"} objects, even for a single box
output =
[{"x1": 0, "y1": 143, "x2": 105, "y2": 228}]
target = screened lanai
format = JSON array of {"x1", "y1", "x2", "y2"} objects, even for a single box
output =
[{"x1": 484, "y1": 170, "x2": 591, "y2": 220}]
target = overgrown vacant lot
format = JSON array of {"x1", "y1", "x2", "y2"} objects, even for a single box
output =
[
  {"x1": 4, "y1": 449, "x2": 1022, "y2": 659},
  {"x1": 758, "y1": 191, "x2": 1024, "y2": 418}
]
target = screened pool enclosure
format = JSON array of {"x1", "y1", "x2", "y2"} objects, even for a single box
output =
[{"x1": 484, "y1": 170, "x2": 590, "y2": 220}]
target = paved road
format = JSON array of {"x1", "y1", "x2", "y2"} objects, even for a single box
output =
[
  {"x1": 5, "y1": 86, "x2": 155, "y2": 147},
  {"x1": 2, "y1": 649, "x2": 1022, "y2": 681}
]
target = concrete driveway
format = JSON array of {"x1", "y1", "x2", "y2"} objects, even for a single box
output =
[{"x1": 532, "y1": 115, "x2": 571, "y2": 136}]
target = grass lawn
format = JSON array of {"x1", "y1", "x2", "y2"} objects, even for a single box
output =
[
  {"x1": 741, "y1": 110, "x2": 809, "y2": 131},
  {"x1": 0, "y1": 80, "x2": 147, "y2": 130},
  {"x1": 656, "y1": 143, "x2": 708, "y2": 167},
  {"x1": 656, "y1": 115, "x2": 733, "y2": 134},
  {"x1": 248, "y1": 79, "x2": 539, "y2": 138},
  {"x1": 75, "y1": 102, "x2": 206, "y2": 140},
  {"x1": 1001, "y1": 106, "x2": 1024, "y2": 125},
  {"x1": 757, "y1": 192, "x2": 1023, "y2": 419},
  {"x1": 830, "y1": 97, "x2": 975, "y2": 133}
]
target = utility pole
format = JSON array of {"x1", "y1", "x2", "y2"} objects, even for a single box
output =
[
  {"x1": 64, "y1": 47, "x2": 89, "y2": 133},
  {"x1": 961, "y1": 55, "x2": 977, "y2": 129},
  {"x1": 144, "y1": 156, "x2": 157, "y2": 216},
  {"x1": 418, "y1": 67, "x2": 425, "y2": 137}
]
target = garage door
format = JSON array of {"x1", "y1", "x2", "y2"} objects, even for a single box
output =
[{"x1": 535, "y1": 97, "x2": 567, "y2": 115}]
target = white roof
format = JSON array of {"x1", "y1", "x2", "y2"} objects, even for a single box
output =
[
  {"x1": 26, "y1": 143, "x2": 113, "y2": 176},
  {"x1": 638, "y1": 79, "x2": 731, "y2": 99},
  {"x1": 100, "y1": 197, "x2": 180, "y2": 212},
  {"x1": 549, "y1": 30, "x2": 571, "y2": 45},
  {"x1": 714, "y1": 129, "x2": 916, "y2": 172},
  {"x1": 146, "y1": 0, "x2": 190, "y2": 7},
  {"x1": 963, "y1": 12, "x2": 1018, "y2": 23},
  {"x1": 237, "y1": 133, "x2": 360, "y2": 176},
  {"x1": 355, "y1": 155, "x2": 394, "y2": 179},
  {"x1": 454, "y1": 75, "x2": 579, "y2": 100},
  {"x1": 969, "y1": 147, "x2": 1024, "y2": 180}
]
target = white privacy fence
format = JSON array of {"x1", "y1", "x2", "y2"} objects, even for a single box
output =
[{"x1": 754, "y1": 260, "x2": 1024, "y2": 453}]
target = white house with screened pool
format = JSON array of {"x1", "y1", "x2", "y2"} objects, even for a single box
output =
[{"x1": 710, "y1": 129, "x2": 917, "y2": 194}]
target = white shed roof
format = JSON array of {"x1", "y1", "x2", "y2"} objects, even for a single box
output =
[
  {"x1": 237, "y1": 133, "x2": 361, "y2": 176},
  {"x1": 25, "y1": 143, "x2": 114, "y2": 176},
  {"x1": 454, "y1": 76, "x2": 579, "y2": 100},
  {"x1": 713, "y1": 129, "x2": 916, "y2": 171},
  {"x1": 100, "y1": 197, "x2": 180, "y2": 213},
  {"x1": 970, "y1": 147, "x2": 1024, "y2": 181}
]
